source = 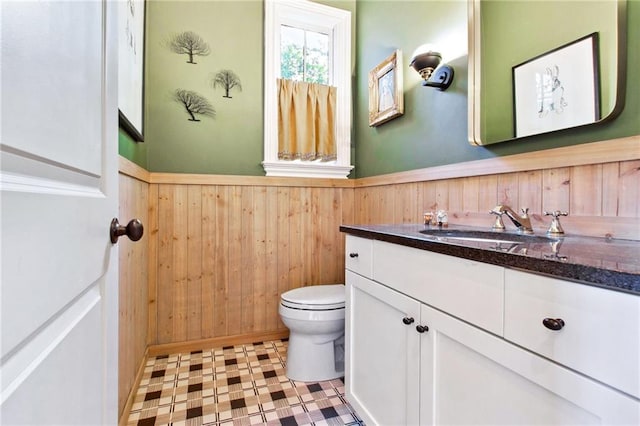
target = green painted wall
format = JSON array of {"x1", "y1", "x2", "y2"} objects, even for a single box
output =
[
  {"x1": 140, "y1": 0, "x2": 355, "y2": 175},
  {"x1": 480, "y1": 1, "x2": 617, "y2": 144},
  {"x1": 145, "y1": 0, "x2": 264, "y2": 175},
  {"x1": 122, "y1": 0, "x2": 638, "y2": 177},
  {"x1": 119, "y1": 127, "x2": 148, "y2": 167},
  {"x1": 355, "y1": 0, "x2": 470, "y2": 177},
  {"x1": 354, "y1": 0, "x2": 640, "y2": 178}
]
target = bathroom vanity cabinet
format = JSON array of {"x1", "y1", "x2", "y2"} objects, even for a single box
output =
[{"x1": 344, "y1": 235, "x2": 640, "y2": 425}]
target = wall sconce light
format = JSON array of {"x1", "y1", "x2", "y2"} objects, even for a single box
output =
[{"x1": 409, "y1": 45, "x2": 454, "y2": 91}]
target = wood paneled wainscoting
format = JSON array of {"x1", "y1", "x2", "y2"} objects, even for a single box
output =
[
  {"x1": 146, "y1": 176, "x2": 355, "y2": 348},
  {"x1": 354, "y1": 136, "x2": 640, "y2": 240},
  {"x1": 117, "y1": 135, "x2": 639, "y2": 422},
  {"x1": 118, "y1": 160, "x2": 150, "y2": 420}
]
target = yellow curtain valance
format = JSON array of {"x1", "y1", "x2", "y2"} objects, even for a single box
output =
[{"x1": 277, "y1": 78, "x2": 337, "y2": 162}]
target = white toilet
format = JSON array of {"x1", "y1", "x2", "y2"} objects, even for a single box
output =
[{"x1": 279, "y1": 284, "x2": 345, "y2": 382}]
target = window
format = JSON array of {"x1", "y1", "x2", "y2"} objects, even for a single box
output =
[
  {"x1": 263, "y1": 0, "x2": 353, "y2": 178},
  {"x1": 281, "y1": 25, "x2": 329, "y2": 84}
]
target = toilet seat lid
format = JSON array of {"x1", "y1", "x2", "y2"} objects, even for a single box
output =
[{"x1": 281, "y1": 284, "x2": 345, "y2": 310}]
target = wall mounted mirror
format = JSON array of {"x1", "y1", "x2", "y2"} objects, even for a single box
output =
[{"x1": 468, "y1": 0, "x2": 627, "y2": 146}]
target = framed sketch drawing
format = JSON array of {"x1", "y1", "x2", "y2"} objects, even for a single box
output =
[
  {"x1": 513, "y1": 33, "x2": 600, "y2": 138},
  {"x1": 369, "y1": 50, "x2": 404, "y2": 127},
  {"x1": 118, "y1": 0, "x2": 146, "y2": 142}
]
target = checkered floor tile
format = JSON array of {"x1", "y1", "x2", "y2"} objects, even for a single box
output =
[{"x1": 127, "y1": 340, "x2": 365, "y2": 425}]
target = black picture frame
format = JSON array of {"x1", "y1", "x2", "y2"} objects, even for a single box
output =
[
  {"x1": 118, "y1": 0, "x2": 146, "y2": 142},
  {"x1": 512, "y1": 33, "x2": 600, "y2": 138}
]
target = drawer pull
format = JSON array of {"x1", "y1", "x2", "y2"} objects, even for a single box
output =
[
  {"x1": 416, "y1": 325, "x2": 429, "y2": 333},
  {"x1": 349, "y1": 252, "x2": 359, "y2": 258},
  {"x1": 402, "y1": 317, "x2": 415, "y2": 325},
  {"x1": 542, "y1": 318, "x2": 565, "y2": 331}
]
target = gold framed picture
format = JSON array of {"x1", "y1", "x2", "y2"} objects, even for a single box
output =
[{"x1": 368, "y1": 49, "x2": 404, "y2": 127}]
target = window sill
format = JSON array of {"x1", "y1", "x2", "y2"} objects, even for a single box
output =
[{"x1": 262, "y1": 161, "x2": 354, "y2": 179}]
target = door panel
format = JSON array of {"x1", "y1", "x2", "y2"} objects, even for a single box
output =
[
  {"x1": 1, "y1": 299, "x2": 103, "y2": 425},
  {"x1": 1, "y1": 0, "x2": 103, "y2": 173},
  {"x1": 1, "y1": 190, "x2": 111, "y2": 356}
]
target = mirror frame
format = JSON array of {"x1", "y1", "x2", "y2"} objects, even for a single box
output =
[{"x1": 467, "y1": 0, "x2": 628, "y2": 146}]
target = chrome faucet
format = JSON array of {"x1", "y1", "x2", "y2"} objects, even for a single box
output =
[{"x1": 490, "y1": 205, "x2": 533, "y2": 234}]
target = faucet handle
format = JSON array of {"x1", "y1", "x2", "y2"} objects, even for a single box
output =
[
  {"x1": 489, "y1": 210, "x2": 505, "y2": 230},
  {"x1": 520, "y1": 207, "x2": 530, "y2": 217},
  {"x1": 544, "y1": 210, "x2": 568, "y2": 218},
  {"x1": 544, "y1": 211, "x2": 568, "y2": 235}
]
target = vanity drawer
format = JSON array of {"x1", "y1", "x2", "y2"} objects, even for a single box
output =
[
  {"x1": 345, "y1": 235, "x2": 373, "y2": 278},
  {"x1": 373, "y1": 240, "x2": 504, "y2": 336},
  {"x1": 504, "y1": 269, "x2": 640, "y2": 399}
]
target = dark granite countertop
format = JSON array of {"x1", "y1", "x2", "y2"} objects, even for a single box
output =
[{"x1": 340, "y1": 223, "x2": 640, "y2": 296}]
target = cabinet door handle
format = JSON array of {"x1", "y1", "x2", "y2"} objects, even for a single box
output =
[
  {"x1": 402, "y1": 317, "x2": 414, "y2": 325},
  {"x1": 542, "y1": 318, "x2": 565, "y2": 331},
  {"x1": 349, "y1": 252, "x2": 359, "y2": 258},
  {"x1": 416, "y1": 325, "x2": 429, "y2": 333}
]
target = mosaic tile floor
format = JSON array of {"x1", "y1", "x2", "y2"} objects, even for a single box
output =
[{"x1": 127, "y1": 339, "x2": 365, "y2": 425}]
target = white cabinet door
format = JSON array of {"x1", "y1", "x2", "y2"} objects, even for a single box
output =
[
  {"x1": 1, "y1": 1, "x2": 119, "y2": 424},
  {"x1": 346, "y1": 271, "x2": 421, "y2": 426},
  {"x1": 419, "y1": 303, "x2": 639, "y2": 426}
]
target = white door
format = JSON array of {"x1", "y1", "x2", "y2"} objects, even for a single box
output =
[{"x1": 1, "y1": 1, "x2": 119, "y2": 424}]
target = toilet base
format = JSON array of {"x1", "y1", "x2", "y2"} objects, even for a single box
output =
[{"x1": 285, "y1": 333, "x2": 344, "y2": 382}]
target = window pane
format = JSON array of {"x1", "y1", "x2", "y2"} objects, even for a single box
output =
[
  {"x1": 281, "y1": 25, "x2": 329, "y2": 84},
  {"x1": 304, "y1": 30, "x2": 329, "y2": 84},
  {"x1": 281, "y1": 25, "x2": 304, "y2": 81}
]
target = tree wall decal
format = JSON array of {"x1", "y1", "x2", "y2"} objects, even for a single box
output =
[
  {"x1": 167, "y1": 31, "x2": 210, "y2": 64},
  {"x1": 210, "y1": 69, "x2": 242, "y2": 98},
  {"x1": 173, "y1": 89, "x2": 215, "y2": 121}
]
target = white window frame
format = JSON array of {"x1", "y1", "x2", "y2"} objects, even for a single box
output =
[{"x1": 263, "y1": 0, "x2": 353, "y2": 178}]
